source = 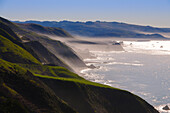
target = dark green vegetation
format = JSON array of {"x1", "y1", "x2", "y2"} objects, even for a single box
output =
[
  {"x1": 0, "y1": 16, "x2": 159, "y2": 113},
  {"x1": 15, "y1": 20, "x2": 169, "y2": 39}
]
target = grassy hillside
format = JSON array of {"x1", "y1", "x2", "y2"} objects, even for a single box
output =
[
  {"x1": 0, "y1": 22, "x2": 29, "y2": 50},
  {"x1": 0, "y1": 17, "x2": 50, "y2": 42},
  {"x1": 0, "y1": 57, "x2": 159, "y2": 113},
  {"x1": 0, "y1": 22, "x2": 21, "y2": 42},
  {"x1": 0, "y1": 35, "x2": 40, "y2": 64},
  {"x1": 0, "y1": 58, "x2": 76, "y2": 113},
  {"x1": 0, "y1": 17, "x2": 78, "y2": 71},
  {"x1": 0, "y1": 21, "x2": 43, "y2": 62},
  {"x1": 0, "y1": 16, "x2": 159, "y2": 113},
  {"x1": 18, "y1": 63, "x2": 83, "y2": 79},
  {"x1": 38, "y1": 76, "x2": 158, "y2": 113},
  {"x1": 0, "y1": 16, "x2": 86, "y2": 70}
]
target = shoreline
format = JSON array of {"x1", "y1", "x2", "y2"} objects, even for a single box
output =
[
  {"x1": 79, "y1": 48, "x2": 170, "y2": 113},
  {"x1": 80, "y1": 60, "x2": 170, "y2": 113}
]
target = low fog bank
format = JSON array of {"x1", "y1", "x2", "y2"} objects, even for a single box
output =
[
  {"x1": 41, "y1": 33, "x2": 170, "y2": 59},
  {"x1": 135, "y1": 31, "x2": 170, "y2": 39},
  {"x1": 40, "y1": 34, "x2": 170, "y2": 112},
  {"x1": 41, "y1": 34, "x2": 170, "y2": 73},
  {"x1": 44, "y1": 34, "x2": 125, "y2": 59}
]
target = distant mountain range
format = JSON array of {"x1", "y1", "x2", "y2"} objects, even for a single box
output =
[
  {"x1": 17, "y1": 23, "x2": 73, "y2": 38},
  {"x1": 14, "y1": 20, "x2": 170, "y2": 39}
]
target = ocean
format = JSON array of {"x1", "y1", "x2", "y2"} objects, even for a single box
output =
[{"x1": 80, "y1": 40, "x2": 170, "y2": 113}]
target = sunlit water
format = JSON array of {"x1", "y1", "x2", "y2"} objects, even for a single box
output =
[{"x1": 81, "y1": 40, "x2": 170, "y2": 113}]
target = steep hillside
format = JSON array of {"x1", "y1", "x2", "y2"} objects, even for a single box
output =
[
  {"x1": 17, "y1": 23, "x2": 73, "y2": 37},
  {"x1": 0, "y1": 35, "x2": 40, "y2": 64},
  {"x1": 24, "y1": 41, "x2": 73, "y2": 71},
  {"x1": 0, "y1": 22, "x2": 42, "y2": 61},
  {"x1": 0, "y1": 56, "x2": 159, "y2": 113},
  {"x1": 0, "y1": 16, "x2": 160, "y2": 113},
  {"x1": 0, "y1": 55, "x2": 159, "y2": 113},
  {"x1": 0, "y1": 58, "x2": 76, "y2": 113},
  {"x1": 14, "y1": 20, "x2": 168, "y2": 39},
  {"x1": 38, "y1": 76, "x2": 159, "y2": 113},
  {"x1": 38, "y1": 39, "x2": 87, "y2": 69},
  {"x1": 0, "y1": 16, "x2": 87, "y2": 70},
  {"x1": 0, "y1": 22, "x2": 21, "y2": 41}
]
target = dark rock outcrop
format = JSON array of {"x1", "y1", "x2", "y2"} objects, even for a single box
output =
[{"x1": 163, "y1": 105, "x2": 170, "y2": 110}]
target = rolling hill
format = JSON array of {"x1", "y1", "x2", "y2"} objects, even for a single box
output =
[
  {"x1": 17, "y1": 23, "x2": 73, "y2": 38},
  {"x1": 14, "y1": 20, "x2": 170, "y2": 39}
]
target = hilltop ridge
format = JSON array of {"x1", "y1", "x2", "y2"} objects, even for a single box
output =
[{"x1": 14, "y1": 20, "x2": 170, "y2": 39}]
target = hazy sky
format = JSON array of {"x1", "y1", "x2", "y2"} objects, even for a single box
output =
[{"x1": 0, "y1": 0, "x2": 170, "y2": 27}]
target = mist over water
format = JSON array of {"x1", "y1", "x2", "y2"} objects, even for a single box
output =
[
  {"x1": 80, "y1": 40, "x2": 170, "y2": 113},
  {"x1": 47, "y1": 34, "x2": 170, "y2": 112}
]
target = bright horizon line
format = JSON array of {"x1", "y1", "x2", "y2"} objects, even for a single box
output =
[
  {"x1": 10, "y1": 18, "x2": 170, "y2": 29},
  {"x1": 1, "y1": 0, "x2": 170, "y2": 28}
]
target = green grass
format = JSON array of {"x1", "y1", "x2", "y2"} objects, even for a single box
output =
[
  {"x1": 0, "y1": 58, "x2": 75, "y2": 113},
  {"x1": 0, "y1": 28, "x2": 18, "y2": 43},
  {"x1": 34, "y1": 74, "x2": 118, "y2": 89},
  {"x1": 0, "y1": 22, "x2": 21, "y2": 41},
  {"x1": 18, "y1": 63, "x2": 83, "y2": 79},
  {"x1": 0, "y1": 57, "x2": 119, "y2": 90},
  {"x1": 2, "y1": 83, "x2": 18, "y2": 96},
  {"x1": 0, "y1": 58, "x2": 115, "y2": 89},
  {"x1": 0, "y1": 58, "x2": 27, "y2": 75},
  {"x1": 0, "y1": 35, "x2": 40, "y2": 64},
  {"x1": 47, "y1": 66, "x2": 82, "y2": 78},
  {"x1": 0, "y1": 16, "x2": 159, "y2": 113}
]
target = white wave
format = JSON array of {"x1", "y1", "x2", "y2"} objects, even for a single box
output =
[
  {"x1": 123, "y1": 41, "x2": 170, "y2": 55},
  {"x1": 90, "y1": 51, "x2": 125, "y2": 54},
  {"x1": 106, "y1": 62, "x2": 144, "y2": 66},
  {"x1": 98, "y1": 66, "x2": 111, "y2": 71},
  {"x1": 107, "y1": 80, "x2": 116, "y2": 83},
  {"x1": 80, "y1": 68, "x2": 92, "y2": 74},
  {"x1": 80, "y1": 43, "x2": 170, "y2": 112},
  {"x1": 103, "y1": 82, "x2": 112, "y2": 86},
  {"x1": 155, "y1": 104, "x2": 170, "y2": 113},
  {"x1": 80, "y1": 69, "x2": 105, "y2": 81},
  {"x1": 84, "y1": 56, "x2": 115, "y2": 64}
]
